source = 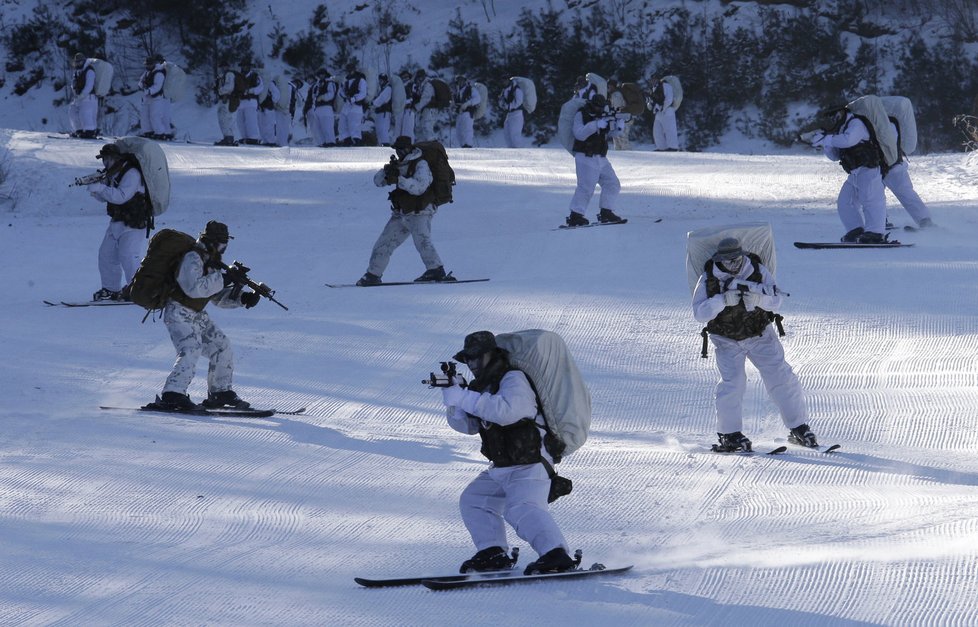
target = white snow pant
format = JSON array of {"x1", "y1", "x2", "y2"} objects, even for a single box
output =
[
  {"x1": 275, "y1": 110, "x2": 292, "y2": 147},
  {"x1": 456, "y1": 111, "x2": 474, "y2": 147},
  {"x1": 503, "y1": 110, "x2": 524, "y2": 148},
  {"x1": 258, "y1": 108, "x2": 277, "y2": 144},
  {"x1": 366, "y1": 207, "x2": 442, "y2": 277},
  {"x1": 418, "y1": 108, "x2": 437, "y2": 142},
  {"x1": 162, "y1": 301, "x2": 233, "y2": 397},
  {"x1": 710, "y1": 326, "x2": 808, "y2": 435},
  {"x1": 460, "y1": 463, "x2": 569, "y2": 558},
  {"x1": 145, "y1": 96, "x2": 170, "y2": 135},
  {"x1": 98, "y1": 220, "x2": 145, "y2": 291},
  {"x1": 837, "y1": 166, "x2": 886, "y2": 235},
  {"x1": 883, "y1": 162, "x2": 932, "y2": 226},
  {"x1": 399, "y1": 108, "x2": 416, "y2": 142},
  {"x1": 217, "y1": 100, "x2": 235, "y2": 138},
  {"x1": 375, "y1": 111, "x2": 392, "y2": 146},
  {"x1": 338, "y1": 103, "x2": 364, "y2": 143},
  {"x1": 569, "y1": 153, "x2": 621, "y2": 216},
  {"x1": 311, "y1": 105, "x2": 336, "y2": 146},
  {"x1": 69, "y1": 94, "x2": 98, "y2": 133},
  {"x1": 140, "y1": 96, "x2": 153, "y2": 135},
  {"x1": 613, "y1": 121, "x2": 632, "y2": 151},
  {"x1": 653, "y1": 108, "x2": 679, "y2": 150},
  {"x1": 236, "y1": 99, "x2": 260, "y2": 141}
]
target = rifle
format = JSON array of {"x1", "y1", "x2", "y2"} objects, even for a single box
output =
[
  {"x1": 70, "y1": 170, "x2": 108, "y2": 187},
  {"x1": 423, "y1": 361, "x2": 467, "y2": 388},
  {"x1": 382, "y1": 154, "x2": 399, "y2": 184},
  {"x1": 215, "y1": 260, "x2": 289, "y2": 310}
]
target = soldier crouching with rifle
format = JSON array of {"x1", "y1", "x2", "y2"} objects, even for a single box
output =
[
  {"x1": 152, "y1": 221, "x2": 262, "y2": 411},
  {"x1": 78, "y1": 143, "x2": 153, "y2": 301}
]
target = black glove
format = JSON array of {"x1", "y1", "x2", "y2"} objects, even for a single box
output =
[
  {"x1": 240, "y1": 291, "x2": 260, "y2": 308},
  {"x1": 223, "y1": 272, "x2": 236, "y2": 287}
]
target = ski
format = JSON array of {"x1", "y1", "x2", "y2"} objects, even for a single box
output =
[
  {"x1": 47, "y1": 133, "x2": 106, "y2": 140},
  {"x1": 44, "y1": 300, "x2": 135, "y2": 307},
  {"x1": 355, "y1": 568, "x2": 519, "y2": 589},
  {"x1": 99, "y1": 405, "x2": 306, "y2": 418},
  {"x1": 788, "y1": 440, "x2": 842, "y2": 454},
  {"x1": 711, "y1": 444, "x2": 787, "y2": 455},
  {"x1": 421, "y1": 564, "x2": 633, "y2": 590},
  {"x1": 794, "y1": 241, "x2": 913, "y2": 249},
  {"x1": 555, "y1": 220, "x2": 628, "y2": 231},
  {"x1": 326, "y1": 278, "x2": 489, "y2": 288}
]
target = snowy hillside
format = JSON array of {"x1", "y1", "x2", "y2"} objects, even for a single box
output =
[{"x1": 2, "y1": 129, "x2": 978, "y2": 624}]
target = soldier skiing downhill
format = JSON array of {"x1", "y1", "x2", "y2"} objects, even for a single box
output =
[
  {"x1": 154, "y1": 221, "x2": 261, "y2": 411},
  {"x1": 85, "y1": 143, "x2": 152, "y2": 301},
  {"x1": 439, "y1": 331, "x2": 577, "y2": 576},
  {"x1": 809, "y1": 107, "x2": 888, "y2": 243},
  {"x1": 565, "y1": 93, "x2": 627, "y2": 227},
  {"x1": 692, "y1": 237, "x2": 817, "y2": 452},
  {"x1": 356, "y1": 136, "x2": 454, "y2": 286}
]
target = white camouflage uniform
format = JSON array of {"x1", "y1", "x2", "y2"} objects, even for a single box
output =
[
  {"x1": 443, "y1": 370, "x2": 570, "y2": 558},
  {"x1": 162, "y1": 246, "x2": 244, "y2": 397},
  {"x1": 88, "y1": 166, "x2": 147, "y2": 291},
  {"x1": 365, "y1": 150, "x2": 443, "y2": 277},
  {"x1": 692, "y1": 256, "x2": 808, "y2": 435},
  {"x1": 69, "y1": 63, "x2": 97, "y2": 135},
  {"x1": 816, "y1": 114, "x2": 886, "y2": 236}
]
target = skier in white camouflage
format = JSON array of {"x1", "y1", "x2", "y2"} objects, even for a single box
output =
[
  {"x1": 440, "y1": 331, "x2": 576, "y2": 575},
  {"x1": 68, "y1": 53, "x2": 99, "y2": 139},
  {"x1": 565, "y1": 93, "x2": 627, "y2": 227},
  {"x1": 356, "y1": 136, "x2": 453, "y2": 286},
  {"x1": 156, "y1": 221, "x2": 260, "y2": 411},
  {"x1": 692, "y1": 237, "x2": 816, "y2": 452}
]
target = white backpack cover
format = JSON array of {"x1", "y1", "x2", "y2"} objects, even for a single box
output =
[
  {"x1": 87, "y1": 59, "x2": 114, "y2": 96},
  {"x1": 846, "y1": 95, "x2": 899, "y2": 167},
  {"x1": 686, "y1": 222, "x2": 776, "y2": 294},
  {"x1": 161, "y1": 62, "x2": 187, "y2": 101},
  {"x1": 585, "y1": 72, "x2": 607, "y2": 97},
  {"x1": 557, "y1": 97, "x2": 586, "y2": 154},
  {"x1": 390, "y1": 74, "x2": 406, "y2": 126},
  {"x1": 663, "y1": 75, "x2": 683, "y2": 110},
  {"x1": 512, "y1": 76, "x2": 536, "y2": 114},
  {"x1": 114, "y1": 136, "x2": 170, "y2": 216},
  {"x1": 472, "y1": 82, "x2": 489, "y2": 120},
  {"x1": 495, "y1": 329, "x2": 591, "y2": 459},
  {"x1": 880, "y1": 95, "x2": 917, "y2": 155}
]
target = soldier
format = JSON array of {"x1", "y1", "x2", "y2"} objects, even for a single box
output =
[
  {"x1": 454, "y1": 75, "x2": 481, "y2": 148},
  {"x1": 68, "y1": 53, "x2": 99, "y2": 139}
]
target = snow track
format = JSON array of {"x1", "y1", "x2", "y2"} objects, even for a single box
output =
[{"x1": 3, "y1": 130, "x2": 978, "y2": 624}]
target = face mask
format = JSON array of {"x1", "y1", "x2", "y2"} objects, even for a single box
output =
[{"x1": 719, "y1": 255, "x2": 745, "y2": 273}]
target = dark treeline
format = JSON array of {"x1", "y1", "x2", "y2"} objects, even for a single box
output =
[{"x1": 3, "y1": 0, "x2": 976, "y2": 152}]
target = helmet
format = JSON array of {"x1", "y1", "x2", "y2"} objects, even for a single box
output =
[
  {"x1": 72, "y1": 53, "x2": 86, "y2": 69},
  {"x1": 713, "y1": 237, "x2": 744, "y2": 267},
  {"x1": 455, "y1": 74, "x2": 466, "y2": 84},
  {"x1": 587, "y1": 93, "x2": 607, "y2": 111},
  {"x1": 453, "y1": 331, "x2": 497, "y2": 363},
  {"x1": 391, "y1": 135, "x2": 413, "y2": 153},
  {"x1": 414, "y1": 68, "x2": 426, "y2": 79},
  {"x1": 346, "y1": 61, "x2": 357, "y2": 73},
  {"x1": 200, "y1": 220, "x2": 232, "y2": 245},
  {"x1": 316, "y1": 67, "x2": 329, "y2": 78},
  {"x1": 379, "y1": 73, "x2": 389, "y2": 83},
  {"x1": 96, "y1": 143, "x2": 121, "y2": 161}
]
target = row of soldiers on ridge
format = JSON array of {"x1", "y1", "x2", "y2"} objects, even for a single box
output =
[{"x1": 68, "y1": 52, "x2": 682, "y2": 150}]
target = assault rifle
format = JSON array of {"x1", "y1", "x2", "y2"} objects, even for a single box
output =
[
  {"x1": 70, "y1": 169, "x2": 109, "y2": 187},
  {"x1": 423, "y1": 361, "x2": 467, "y2": 388},
  {"x1": 215, "y1": 260, "x2": 289, "y2": 310},
  {"x1": 382, "y1": 154, "x2": 399, "y2": 184}
]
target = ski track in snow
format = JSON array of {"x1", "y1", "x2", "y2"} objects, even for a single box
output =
[{"x1": 3, "y1": 129, "x2": 978, "y2": 625}]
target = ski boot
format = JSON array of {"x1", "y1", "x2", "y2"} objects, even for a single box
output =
[
  {"x1": 459, "y1": 546, "x2": 519, "y2": 573},
  {"x1": 788, "y1": 423, "x2": 818, "y2": 448},
  {"x1": 92, "y1": 287, "x2": 121, "y2": 301},
  {"x1": 156, "y1": 391, "x2": 198, "y2": 411},
  {"x1": 201, "y1": 390, "x2": 251, "y2": 409},
  {"x1": 356, "y1": 272, "x2": 382, "y2": 287},
  {"x1": 840, "y1": 227, "x2": 864, "y2": 243},
  {"x1": 523, "y1": 547, "x2": 579, "y2": 575},
  {"x1": 414, "y1": 266, "x2": 455, "y2": 282},
  {"x1": 597, "y1": 208, "x2": 626, "y2": 224},
  {"x1": 857, "y1": 231, "x2": 887, "y2": 244},
  {"x1": 565, "y1": 211, "x2": 589, "y2": 227},
  {"x1": 712, "y1": 431, "x2": 752, "y2": 453}
]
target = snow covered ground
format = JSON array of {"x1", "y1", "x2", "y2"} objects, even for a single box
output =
[{"x1": 2, "y1": 129, "x2": 977, "y2": 625}]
